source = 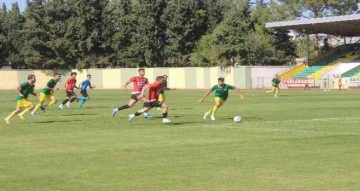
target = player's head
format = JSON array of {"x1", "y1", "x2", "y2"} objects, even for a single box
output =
[
  {"x1": 54, "y1": 72, "x2": 61, "y2": 81},
  {"x1": 87, "y1": 74, "x2": 91, "y2": 80},
  {"x1": 28, "y1": 74, "x2": 36, "y2": 84},
  {"x1": 156, "y1": 75, "x2": 164, "y2": 82},
  {"x1": 163, "y1": 75, "x2": 168, "y2": 80},
  {"x1": 218, "y1": 77, "x2": 225, "y2": 85},
  {"x1": 70, "y1": 72, "x2": 77, "y2": 78},
  {"x1": 138, "y1": 68, "x2": 145, "y2": 76}
]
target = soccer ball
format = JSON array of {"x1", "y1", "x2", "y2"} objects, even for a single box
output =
[{"x1": 233, "y1": 115, "x2": 242, "y2": 123}]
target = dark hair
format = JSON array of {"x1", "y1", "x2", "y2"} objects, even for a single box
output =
[
  {"x1": 218, "y1": 77, "x2": 224, "y2": 82},
  {"x1": 71, "y1": 72, "x2": 77, "y2": 76},
  {"x1": 54, "y1": 72, "x2": 61, "y2": 76},
  {"x1": 156, "y1": 76, "x2": 164, "y2": 81},
  {"x1": 138, "y1": 68, "x2": 145, "y2": 72},
  {"x1": 28, "y1": 74, "x2": 35, "y2": 80},
  {"x1": 87, "y1": 74, "x2": 91, "y2": 77}
]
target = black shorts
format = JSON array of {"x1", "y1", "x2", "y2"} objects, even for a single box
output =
[
  {"x1": 80, "y1": 89, "x2": 88, "y2": 97},
  {"x1": 131, "y1": 93, "x2": 141, "y2": 101},
  {"x1": 66, "y1": 90, "x2": 77, "y2": 98},
  {"x1": 143, "y1": 100, "x2": 162, "y2": 108}
]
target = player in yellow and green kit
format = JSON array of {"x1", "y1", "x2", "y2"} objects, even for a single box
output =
[
  {"x1": 199, "y1": 77, "x2": 244, "y2": 121},
  {"x1": 31, "y1": 73, "x2": 62, "y2": 116},
  {"x1": 157, "y1": 75, "x2": 171, "y2": 111},
  {"x1": 4, "y1": 74, "x2": 37, "y2": 124},
  {"x1": 266, "y1": 74, "x2": 280, "y2": 97}
]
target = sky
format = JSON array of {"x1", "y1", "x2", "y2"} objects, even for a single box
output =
[{"x1": 0, "y1": 0, "x2": 26, "y2": 12}]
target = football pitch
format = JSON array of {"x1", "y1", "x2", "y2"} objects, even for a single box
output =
[{"x1": 0, "y1": 89, "x2": 359, "y2": 191}]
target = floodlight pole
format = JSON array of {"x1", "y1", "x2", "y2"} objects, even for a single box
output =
[{"x1": 307, "y1": 34, "x2": 310, "y2": 66}]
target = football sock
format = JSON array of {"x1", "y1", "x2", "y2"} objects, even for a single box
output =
[
  {"x1": 6, "y1": 111, "x2": 17, "y2": 119},
  {"x1": 19, "y1": 108, "x2": 30, "y2": 116},
  {"x1": 80, "y1": 99, "x2": 87, "y2": 107},
  {"x1": 134, "y1": 111, "x2": 142, "y2": 116},
  {"x1": 33, "y1": 103, "x2": 42, "y2": 112},
  {"x1": 211, "y1": 106, "x2": 218, "y2": 115},
  {"x1": 62, "y1": 99, "x2": 69, "y2": 105},
  {"x1": 48, "y1": 101, "x2": 55, "y2": 106},
  {"x1": 70, "y1": 97, "x2": 77, "y2": 103},
  {"x1": 207, "y1": 108, "x2": 213, "y2": 114},
  {"x1": 162, "y1": 112, "x2": 168, "y2": 118},
  {"x1": 118, "y1": 105, "x2": 130, "y2": 111}
]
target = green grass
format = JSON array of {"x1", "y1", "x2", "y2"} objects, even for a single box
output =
[{"x1": 1, "y1": 89, "x2": 360, "y2": 191}]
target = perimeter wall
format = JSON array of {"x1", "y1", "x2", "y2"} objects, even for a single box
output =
[{"x1": 0, "y1": 66, "x2": 291, "y2": 90}]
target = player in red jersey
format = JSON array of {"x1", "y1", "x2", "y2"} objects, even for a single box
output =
[
  {"x1": 59, "y1": 72, "x2": 79, "y2": 109},
  {"x1": 112, "y1": 68, "x2": 151, "y2": 118},
  {"x1": 128, "y1": 76, "x2": 171, "y2": 124}
]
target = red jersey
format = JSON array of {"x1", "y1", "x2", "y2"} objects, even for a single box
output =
[
  {"x1": 129, "y1": 76, "x2": 149, "y2": 93},
  {"x1": 148, "y1": 81, "x2": 162, "y2": 101},
  {"x1": 65, "y1": 77, "x2": 77, "y2": 91}
]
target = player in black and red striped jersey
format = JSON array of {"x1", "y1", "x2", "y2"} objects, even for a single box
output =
[
  {"x1": 112, "y1": 68, "x2": 152, "y2": 118},
  {"x1": 128, "y1": 76, "x2": 171, "y2": 124}
]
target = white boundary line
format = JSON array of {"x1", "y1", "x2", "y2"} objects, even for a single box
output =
[
  {"x1": 220, "y1": 117, "x2": 360, "y2": 136},
  {"x1": 230, "y1": 126, "x2": 360, "y2": 136}
]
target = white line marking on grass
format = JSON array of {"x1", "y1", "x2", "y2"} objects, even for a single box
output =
[
  {"x1": 222, "y1": 117, "x2": 360, "y2": 136},
  {"x1": 262, "y1": 116, "x2": 360, "y2": 123},
  {"x1": 230, "y1": 126, "x2": 360, "y2": 136}
]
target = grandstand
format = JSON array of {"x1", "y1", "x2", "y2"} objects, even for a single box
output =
[{"x1": 267, "y1": 14, "x2": 360, "y2": 89}]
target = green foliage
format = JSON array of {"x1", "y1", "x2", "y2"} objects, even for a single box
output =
[
  {"x1": 6, "y1": 0, "x2": 357, "y2": 68},
  {"x1": 276, "y1": 0, "x2": 359, "y2": 18}
]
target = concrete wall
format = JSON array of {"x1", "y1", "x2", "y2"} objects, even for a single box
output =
[{"x1": 0, "y1": 66, "x2": 292, "y2": 90}]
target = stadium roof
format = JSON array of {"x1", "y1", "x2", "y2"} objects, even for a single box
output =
[{"x1": 266, "y1": 14, "x2": 360, "y2": 37}]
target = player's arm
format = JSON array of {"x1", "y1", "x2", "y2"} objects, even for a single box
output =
[
  {"x1": 64, "y1": 79, "x2": 69, "y2": 90},
  {"x1": 234, "y1": 87, "x2": 245, "y2": 100},
  {"x1": 30, "y1": 91, "x2": 38, "y2": 97},
  {"x1": 199, "y1": 89, "x2": 212, "y2": 103},
  {"x1": 124, "y1": 77, "x2": 135, "y2": 90},
  {"x1": 139, "y1": 84, "x2": 149, "y2": 98},
  {"x1": 78, "y1": 81, "x2": 83, "y2": 90},
  {"x1": 124, "y1": 81, "x2": 131, "y2": 91},
  {"x1": 89, "y1": 81, "x2": 96, "y2": 89},
  {"x1": 74, "y1": 81, "x2": 80, "y2": 90},
  {"x1": 45, "y1": 81, "x2": 55, "y2": 92},
  {"x1": 16, "y1": 84, "x2": 24, "y2": 98}
]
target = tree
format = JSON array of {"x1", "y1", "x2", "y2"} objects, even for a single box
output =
[
  {"x1": 163, "y1": 0, "x2": 209, "y2": 66},
  {"x1": 0, "y1": 3, "x2": 8, "y2": 67},
  {"x1": 111, "y1": 0, "x2": 139, "y2": 67},
  {"x1": 3, "y1": 2, "x2": 26, "y2": 68},
  {"x1": 132, "y1": 0, "x2": 167, "y2": 67},
  {"x1": 275, "y1": 0, "x2": 359, "y2": 18},
  {"x1": 191, "y1": 0, "x2": 255, "y2": 66},
  {"x1": 65, "y1": 0, "x2": 114, "y2": 69}
]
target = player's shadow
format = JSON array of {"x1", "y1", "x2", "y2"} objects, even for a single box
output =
[
  {"x1": 152, "y1": 115, "x2": 182, "y2": 119},
  {"x1": 167, "y1": 122, "x2": 200, "y2": 126},
  {"x1": 61, "y1": 113, "x2": 97, "y2": 116},
  {"x1": 32, "y1": 119, "x2": 83, "y2": 123}
]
